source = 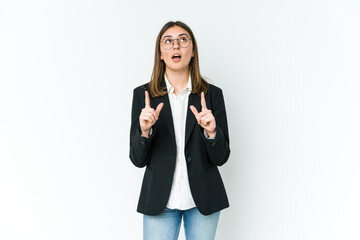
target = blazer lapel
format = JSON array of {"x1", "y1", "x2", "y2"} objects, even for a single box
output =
[
  {"x1": 185, "y1": 92, "x2": 201, "y2": 147},
  {"x1": 154, "y1": 80, "x2": 175, "y2": 141},
  {"x1": 154, "y1": 79, "x2": 201, "y2": 147}
]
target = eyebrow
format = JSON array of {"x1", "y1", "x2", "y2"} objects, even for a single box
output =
[{"x1": 161, "y1": 33, "x2": 189, "y2": 40}]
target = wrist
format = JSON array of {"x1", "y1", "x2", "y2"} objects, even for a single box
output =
[
  {"x1": 205, "y1": 129, "x2": 216, "y2": 138},
  {"x1": 141, "y1": 128, "x2": 150, "y2": 138}
]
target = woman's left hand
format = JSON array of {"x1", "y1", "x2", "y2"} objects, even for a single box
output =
[{"x1": 190, "y1": 92, "x2": 216, "y2": 138}]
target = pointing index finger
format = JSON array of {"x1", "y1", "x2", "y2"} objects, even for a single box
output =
[
  {"x1": 145, "y1": 91, "x2": 150, "y2": 108},
  {"x1": 201, "y1": 92, "x2": 207, "y2": 110}
]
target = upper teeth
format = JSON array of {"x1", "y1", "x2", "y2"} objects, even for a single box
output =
[{"x1": 174, "y1": 55, "x2": 180, "y2": 57}]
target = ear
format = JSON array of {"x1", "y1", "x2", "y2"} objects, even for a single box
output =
[
  {"x1": 160, "y1": 54, "x2": 164, "y2": 60},
  {"x1": 192, "y1": 52, "x2": 194, "y2": 57}
]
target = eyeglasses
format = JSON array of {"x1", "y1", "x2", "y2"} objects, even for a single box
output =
[{"x1": 160, "y1": 35, "x2": 192, "y2": 50}]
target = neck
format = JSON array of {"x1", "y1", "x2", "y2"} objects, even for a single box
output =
[{"x1": 165, "y1": 68, "x2": 189, "y2": 93}]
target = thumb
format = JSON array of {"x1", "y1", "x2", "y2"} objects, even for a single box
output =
[
  {"x1": 155, "y1": 103, "x2": 164, "y2": 118},
  {"x1": 189, "y1": 105, "x2": 199, "y2": 117}
]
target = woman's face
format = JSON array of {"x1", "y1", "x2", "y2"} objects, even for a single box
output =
[{"x1": 160, "y1": 26, "x2": 194, "y2": 72}]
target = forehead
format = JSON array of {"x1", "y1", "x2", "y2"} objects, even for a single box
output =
[{"x1": 161, "y1": 26, "x2": 190, "y2": 39}]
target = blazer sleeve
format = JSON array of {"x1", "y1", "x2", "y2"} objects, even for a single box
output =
[
  {"x1": 129, "y1": 87, "x2": 156, "y2": 168},
  {"x1": 199, "y1": 88, "x2": 231, "y2": 166}
]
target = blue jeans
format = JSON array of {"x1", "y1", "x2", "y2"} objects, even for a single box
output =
[{"x1": 143, "y1": 207, "x2": 220, "y2": 240}]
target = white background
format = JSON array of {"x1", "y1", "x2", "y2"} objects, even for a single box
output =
[{"x1": 1, "y1": 0, "x2": 359, "y2": 239}]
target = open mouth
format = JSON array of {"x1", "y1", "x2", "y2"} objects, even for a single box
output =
[{"x1": 172, "y1": 54, "x2": 181, "y2": 60}]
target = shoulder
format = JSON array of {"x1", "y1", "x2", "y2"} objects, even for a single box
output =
[
  {"x1": 206, "y1": 84, "x2": 227, "y2": 110},
  {"x1": 207, "y1": 83, "x2": 224, "y2": 97},
  {"x1": 133, "y1": 82, "x2": 150, "y2": 95}
]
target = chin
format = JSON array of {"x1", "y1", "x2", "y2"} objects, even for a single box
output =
[
  {"x1": 169, "y1": 65, "x2": 188, "y2": 72},
  {"x1": 169, "y1": 62, "x2": 190, "y2": 70}
]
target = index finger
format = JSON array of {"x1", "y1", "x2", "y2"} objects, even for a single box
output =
[
  {"x1": 145, "y1": 91, "x2": 150, "y2": 108},
  {"x1": 201, "y1": 92, "x2": 207, "y2": 110}
]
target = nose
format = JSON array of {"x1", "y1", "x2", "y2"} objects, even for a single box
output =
[{"x1": 173, "y1": 39, "x2": 181, "y2": 49}]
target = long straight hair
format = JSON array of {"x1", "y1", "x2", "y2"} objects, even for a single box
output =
[{"x1": 147, "y1": 21, "x2": 209, "y2": 97}]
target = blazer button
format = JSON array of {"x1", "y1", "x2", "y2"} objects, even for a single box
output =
[{"x1": 187, "y1": 157, "x2": 192, "y2": 162}]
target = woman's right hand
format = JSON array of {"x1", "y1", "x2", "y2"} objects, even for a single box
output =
[{"x1": 139, "y1": 91, "x2": 164, "y2": 138}]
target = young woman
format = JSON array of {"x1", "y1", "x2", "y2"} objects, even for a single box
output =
[{"x1": 129, "y1": 21, "x2": 231, "y2": 240}]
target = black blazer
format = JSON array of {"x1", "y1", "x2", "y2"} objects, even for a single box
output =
[{"x1": 129, "y1": 80, "x2": 230, "y2": 216}]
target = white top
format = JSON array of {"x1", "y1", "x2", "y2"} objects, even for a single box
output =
[{"x1": 164, "y1": 73, "x2": 196, "y2": 210}]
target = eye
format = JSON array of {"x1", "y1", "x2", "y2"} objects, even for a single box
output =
[
  {"x1": 180, "y1": 36, "x2": 188, "y2": 42},
  {"x1": 164, "y1": 38, "x2": 173, "y2": 44}
]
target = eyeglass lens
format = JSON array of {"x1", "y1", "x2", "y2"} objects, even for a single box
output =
[{"x1": 161, "y1": 35, "x2": 191, "y2": 49}]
